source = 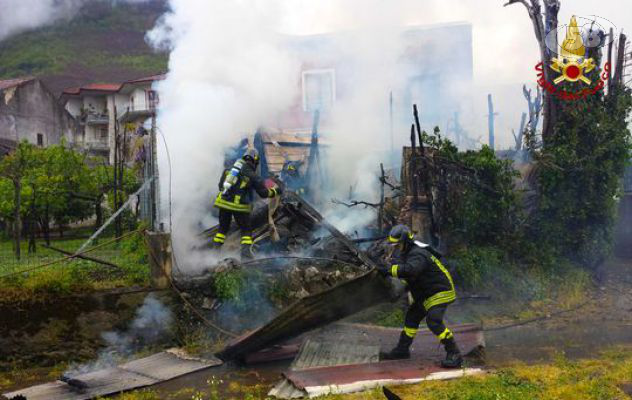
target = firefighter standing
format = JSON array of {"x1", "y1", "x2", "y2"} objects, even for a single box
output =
[
  {"x1": 377, "y1": 225, "x2": 463, "y2": 368},
  {"x1": 212, "y1": 148, "x2": 282, "y2": 258},
  {"x1": 280, "y1": 161, "x2": 306, "y2": 195}
]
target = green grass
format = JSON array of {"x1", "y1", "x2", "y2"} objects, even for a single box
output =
[
  {"x1": 317, "y1": 348, "x2": 632, "y2": 400},
  {"x1": 0, "y1": 231, "x2": 149, "y2": 303},
  {"x1": 106, "y1": 347, "x2": 632, "y2": 399}
]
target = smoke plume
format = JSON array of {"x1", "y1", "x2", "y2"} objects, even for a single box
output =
[
  {"x1": 148, "y1": 0, "x2": 631, "y2": 272},
  {"x1": 65, "y1": 294, "x2": 173, "y2": 376}
]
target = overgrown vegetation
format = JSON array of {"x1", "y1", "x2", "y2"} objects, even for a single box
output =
[
  {"x1": 530, "y1": 75, "x2": 632, "y2": 268},
  {"x1": 0, "y1": 1, "x2": 167, "y2": 82},
  {"x1": 0, "y1": 232, "x2": 150, "y2": 304},
  {"x1": 0, "y1": 141, "x2": 139, "y2": 259},
  {"x1": 319, "y1": 348, "x2": 632, "y2": 400}
]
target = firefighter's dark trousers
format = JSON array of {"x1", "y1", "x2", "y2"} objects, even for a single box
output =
[
  {"x1": 212, "y1": 209, "x2": 253, "y2": 249},
  {"x1": 402, "y1": 301, "x2": 454, "y2": 341}
]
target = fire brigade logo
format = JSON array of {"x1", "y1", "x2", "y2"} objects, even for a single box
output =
[
  {"x1": 550, "y1": 16, "x2": 596, "y2": 85},
  {"x1": 535, "y1": 15, "x2": 614, "y2": 101}
]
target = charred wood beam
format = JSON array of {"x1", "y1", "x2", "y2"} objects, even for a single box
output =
[
  {"x1": 331, "y1": 199, "x2": 382, "y2": 209},
  {"x1": 286, "y1": 192, "x2": 380, "y2": 270}
]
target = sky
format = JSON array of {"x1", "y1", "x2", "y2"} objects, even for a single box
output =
[{"x1": 277, "y1": 0, "x2": 630, "y2": 148}]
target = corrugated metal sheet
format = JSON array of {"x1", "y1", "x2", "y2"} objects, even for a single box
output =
[
  {"x1": 217, "y1": 270, "x2": 391, "y2": 361},
  {"x1": 270, "y1": 338, "x2": 379, "y2": 398},
  {"x1": 3, "y1": 350, "x2": 222, "y2": 400},
  {"x1": 267, "y1": 323, "x2": 485, "y2": 399}
]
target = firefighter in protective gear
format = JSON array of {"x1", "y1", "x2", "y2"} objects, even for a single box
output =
[
  {"x1": 280, "y1": 161, "x2": 306, "y2": 195},
  {"x1": 213, "y1": 148, "x2": 282, "y2": 257},
  {"x1": 376, "y1": 225, "x2": 463, "y2": 368}
]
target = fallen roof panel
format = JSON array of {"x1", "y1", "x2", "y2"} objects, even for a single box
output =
[
  {"x1": 268, "y1": 323, "x2": 485, "y2": 399},
  {"x1": 3, "y1": 350, "x2": 222, "y2": 400}
]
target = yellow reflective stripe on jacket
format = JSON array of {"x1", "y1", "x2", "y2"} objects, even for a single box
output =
[
  {"x1": 437, "y1": 327, "x2": 453, "y2": 340},
  {"x1": 431, "y1": 255, "x2": 455, "y2": 291},
  {"x1": 404, "y1": 326, "x2": 418, "y2": 338},
  {"x1": 423, "y1": 290, "x2": 456, "y2": 310},
  {"x1": 214, "y1": 193, "x2": 251, "y2": 212},
  {"x1": 390, "y1": 264, "x2": 399, "y2": 278}
]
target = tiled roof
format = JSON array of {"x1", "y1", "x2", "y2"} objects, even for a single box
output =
[
  {"x1": 0, "y1": 77, "x2": 35, "y2": 90},
  {"x1": 126, "y1": 74, "x2": 167, "y2": 84},
  {"x1": 62, "y1": 83, "x2": 122, "y2": 95},
  {"x1": 61, "y1": 73, "x2": 166, "y2": 98}
]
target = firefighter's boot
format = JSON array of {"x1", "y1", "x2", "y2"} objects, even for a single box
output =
[
  {"x1": 380, "y1": 331, "x2": 413, "y2": 360},
  {"x1": 240, "y1": 236, "x2": 254, "y2": 260},
  {"x1": 440, "y1": 337, "x2": 463, "y2": 368},
  {"x1": 240, "y1": 246, "x2": 253, "y2": 261},
  {"x1": 211, "y1": 232, "x2": 226, "y2": 250}
]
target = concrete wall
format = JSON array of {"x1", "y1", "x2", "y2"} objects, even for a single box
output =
[
  {"x1": 131, "y1": 88, "x2": 148, "y2": 111},
  {"x1": 0, "y1": 80, "x2": 77, "y2": 146}
]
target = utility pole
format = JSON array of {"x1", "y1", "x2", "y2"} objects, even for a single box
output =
[
  {"x1": 487, "y1": 94, "x2": 497, "y2": 151},
  {"x1": 389, "y1": 91, "x2": 394, "y2": 158},
  {"x1": 113, "y1": 105, "x2": 121, "y2": 240},
  {"x1": 150, "y1": 112, "x2": 160, "y2": 231}
]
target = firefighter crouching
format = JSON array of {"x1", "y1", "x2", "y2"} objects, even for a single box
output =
[
  {"x1": 376, "y1": 225, "x2": 463, "y2": 368},
  {"x1": 212, "y1": 148, "x2": 282, "y2": 258}
]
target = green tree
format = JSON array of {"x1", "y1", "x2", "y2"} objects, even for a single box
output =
[
  {"x1": 0, "y1": 142, "x2": 36, "y2": 259},
  {"x1": 532, "y1": 85, "x2": 632, "y2": 267}
]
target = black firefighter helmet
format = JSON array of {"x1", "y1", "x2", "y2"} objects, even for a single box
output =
[
  {"x1": 388, "y1": 225, "x2": 414, "y2": 246},
  {"x1": 242, "y1": 148, "x2": 260, "y2": 166}
]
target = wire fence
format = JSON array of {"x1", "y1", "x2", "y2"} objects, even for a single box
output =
[{"x1": 0, "y1": 228, "x2": 149, "y2": 293}]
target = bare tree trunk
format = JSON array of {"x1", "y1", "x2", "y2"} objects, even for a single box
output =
[
  {"x1": 43, "y1": 205, "x2": 50, "y2": 245},
  {"x1": 28, "y1": 218, "x2": 36, "y2": 254},
  {"x1": 13, "y1": 179, "x2": 21, "y2": 261},
  {"x1": 95, "y1": 194, "x2": 103, "y2": 229},
  {"x1": 506, "y1": 0, "x2": 560, "y2": 144},
  {"x1": 614, "y1": 33, "x2": 627, "y2": 86}
]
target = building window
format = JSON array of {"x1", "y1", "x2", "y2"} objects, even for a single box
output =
[
  {"x1": 302, "y1": 69, "x2": 336, "y2": 112},
  {"x1": 147, "y1": 90, "x2": 159, "y2": 110},
  {"x1": 37, "y1": 134, "x2": 44, "y2": 147},
  {"x1": 99, "y1": 127, "x2": 108, "y2": 140}
]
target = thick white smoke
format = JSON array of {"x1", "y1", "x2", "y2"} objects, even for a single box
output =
[
  {"x1": 148, "y1": 0, "x2": 631, "y2": 271},
  {"x1": 148, "y1": 0, "x2": 300, "y2": 269},
  {"x1": 0, "y1": 0, "x2": 152, "y2": 42}
]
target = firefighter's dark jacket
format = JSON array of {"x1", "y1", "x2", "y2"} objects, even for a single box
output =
[
  {"x1": 214, "y1": 161, "x2": 277, "y2": 213},
  {"x1": 390, "y1": 244, "x2": 456, "y2": 310}
]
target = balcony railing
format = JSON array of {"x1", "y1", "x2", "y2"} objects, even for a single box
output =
[
  {"x1": 85, "y1": 113, "x2": 109, "y2": 125},
  {"x1": 85, "y1": 140, "x2": 110, "y2": 151}
]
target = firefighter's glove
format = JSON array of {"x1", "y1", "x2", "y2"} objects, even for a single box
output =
[{"x1": 270, "y1": 186, "x2": 283, "y2": 197}]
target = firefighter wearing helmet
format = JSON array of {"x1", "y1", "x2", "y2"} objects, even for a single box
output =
[
  {"x1": 376, "y1": 224, "x2": 462, "y2": 368},
  {"x1": 213, "y1": 148, "x2": 282, "y2": 258}
]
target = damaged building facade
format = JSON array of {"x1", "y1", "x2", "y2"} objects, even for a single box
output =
[
  {"x1": 60, "y1": 74, "x2": 164, "y2": 162},
  {"x1": 0, "y1": 77, "x2": 78, "y2": 152},
  {"x1": 278, "y1": 22, "x2": 473, "y2": 136}
]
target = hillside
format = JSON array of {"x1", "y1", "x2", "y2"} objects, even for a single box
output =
[{"x1": 0, "y1": 0, "x2": 169, "y2": 95}]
